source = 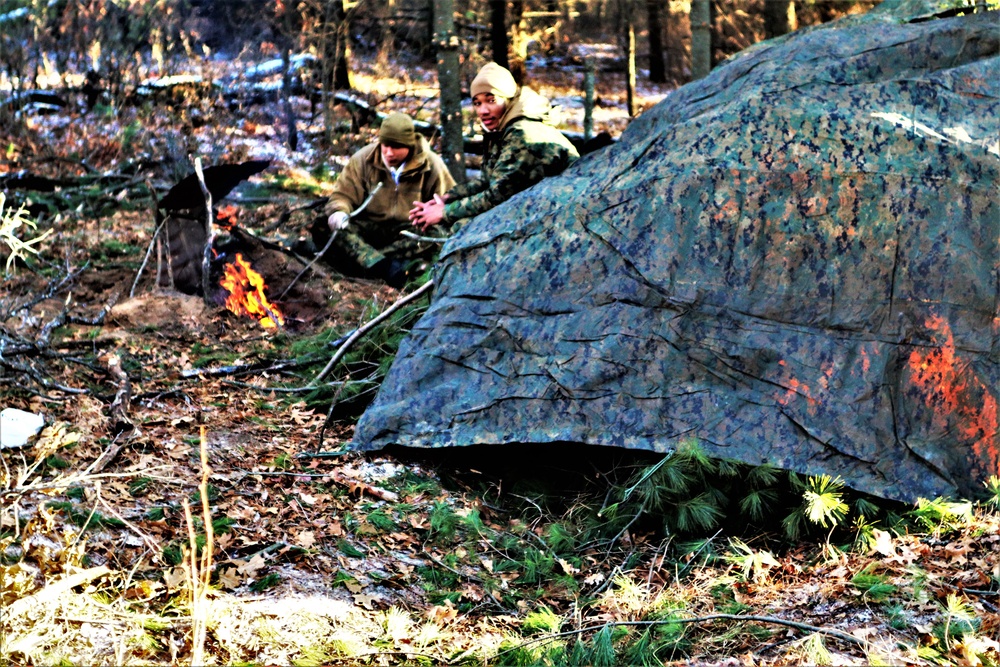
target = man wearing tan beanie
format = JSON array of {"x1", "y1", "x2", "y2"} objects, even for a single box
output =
[
  {"x1": 314, "y1": 112, "x2": 455, "y2": 287},
  {"x1": 410, "y1": 62, "x2": 577, "y2": 231}
]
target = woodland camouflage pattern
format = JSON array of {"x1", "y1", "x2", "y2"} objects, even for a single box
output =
[
  {"x1": 443, "y1": 89, "x2": 579, "y2": 224},
  {"x1": 352, "y1": 0, "x2": 1000, "y2": 503}
]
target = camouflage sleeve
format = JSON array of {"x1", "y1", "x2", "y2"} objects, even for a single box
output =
[
  {"x1": 332, "y1": 224, "x2": 385, "y2": 269},
  {"x1": 443, "y1": 127, "x2": 539, "y2": 222},
  {"x1": 444, "y1": 170, "x2": 489, "y2": 203}
]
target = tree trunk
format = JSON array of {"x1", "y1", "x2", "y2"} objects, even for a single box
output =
[
  {"x1": 690, "y1": 0, "x2": 711, "y2": 81},
  {"x1": 434, "y1": 0, "x2": 467, "y2": 184},
  {"x1": 490, "y1": 0, "x2": 509, "y2": 69},
  {"x1": 763, "y1": 0, "x2": 795, "y2": 39},
  {"x1": 325, "y1": 0, "x2": 353, "y2": 91},
  {"x1": 625, "y1": 17, "x2": 636, "y2": 117},
  {"x1": 647, "y1": 0, "x2": 666, "y2": 83},
  {"x1": 583, "y1": 59, "x2": 595, "y2": 141}
]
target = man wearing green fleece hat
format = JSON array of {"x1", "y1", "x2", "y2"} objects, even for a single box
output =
[{"x1": 314, "y1": 112, "x2": 455, "y2": 287}]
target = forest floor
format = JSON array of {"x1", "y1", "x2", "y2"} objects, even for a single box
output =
[{"x1": 2, "y1": 52, "x2": 999, "y2": 666}]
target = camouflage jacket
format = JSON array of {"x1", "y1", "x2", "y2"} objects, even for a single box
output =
[
  {"x1": 326, "y1": 136, "x2": 455, "y2": 268},
  {"x1": 444, "y1": 88, "x2": 579, "y2": 224}
]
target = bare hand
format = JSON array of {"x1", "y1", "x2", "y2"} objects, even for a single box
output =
[{"x1": 409, "y1": 194, "x2": 446, "y2": 232}]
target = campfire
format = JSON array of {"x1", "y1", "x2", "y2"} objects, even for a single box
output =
[{"x1": 219, "y1": 253, "x2": 285, "y2": 328}]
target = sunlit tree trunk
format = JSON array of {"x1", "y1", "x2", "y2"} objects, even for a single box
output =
[
  {"x1": 435, "y1": 0, "x2": 467, "y2": 184},
  {"x1": 490, "y1": 0, "x2": 509, "y2": 69},
  {"x1": 763, "y1": 0, "x2": 795, "y2": 39},
  {"x1": 690, "y1": 0, "x2": 711, "y2": 80},
  {"x1": 647, "y1": 0, "x2": 666, "y2": 83},
  {"x1": 625, "y1": 15, "x2": 636, "y2": 116}
]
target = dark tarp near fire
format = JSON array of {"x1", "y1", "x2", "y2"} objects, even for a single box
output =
[{"x1": 350, "y1": 0, "x2": 1000, "y2": 504}]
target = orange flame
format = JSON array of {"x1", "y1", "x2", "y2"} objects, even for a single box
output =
[
  {"x1": 219, "y1": 253, "x2": 285, "y2": 329},
  {"x1": 216, "y1": 205, "x2": 239, "y2": 230},
  {"x1": 908, "y1": 314, "x2": 999, "y2": 476}
]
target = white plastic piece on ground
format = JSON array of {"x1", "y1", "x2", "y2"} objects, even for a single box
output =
[{"x1": 1, "y1": 408, "x2": 45, "y2": 449}]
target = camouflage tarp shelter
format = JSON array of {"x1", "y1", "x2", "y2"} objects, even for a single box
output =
[{"x1": 352, "y1": 0, "x2": 1000, "y2": 503}]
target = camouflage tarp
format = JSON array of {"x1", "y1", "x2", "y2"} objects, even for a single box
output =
[{"x1": 351, "y1": 0, "x2": 1000, "y2": 503}]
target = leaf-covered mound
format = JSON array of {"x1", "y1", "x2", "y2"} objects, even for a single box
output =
[{"x1": 352, "y1": 0, "x2": 1000, "y2": 503}]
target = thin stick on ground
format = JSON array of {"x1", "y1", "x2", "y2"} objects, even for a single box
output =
[
  {"x1": 130, "y1": 179, "x2": 164, "y2": 297},
  {"x1": 309, "y1": 279, "x2": 434, "y2": 386},
  {"x1": 499, "y1": 614, "x2": 867, "y2": 659}
]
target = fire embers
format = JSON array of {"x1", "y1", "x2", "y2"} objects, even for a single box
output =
[{"x1": 219, "y1": 253, "x2": 285, "y2": 329}]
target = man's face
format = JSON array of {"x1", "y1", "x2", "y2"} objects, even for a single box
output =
[
  {"x1": 381, "y1": 142, "x2": 410, "y2": 168},
  {"x1": 473, "y1": 93, "x2": 507, "y2": 132}
]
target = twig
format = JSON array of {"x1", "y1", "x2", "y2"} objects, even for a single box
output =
[
  {"x1": 309, "y1": 280, "x2": 434, "y2": 385},
  {"x1": 499, "y1": 615, "x2": 866, "y2": 658},
  {"x1": 101, "y1": 352, "x2": 135, "y2": 441},
  {"x1": 194, "y1": 157, "x2": 214, "y2": 306},
  {"x1": 277, "y1": 181, "x2": 383, "y2": 301},
  {"x1": 131, "y1": 181, "x2": 165, "y2": 297},
  {"x1": 5, "y1": 565, "x2": 113, "y2": 619},
  {"x1": 399, "y1": 230, "x2": 450, "y2": 243},
  {"x1": 180, "y1": 356, "x2": 321, "y2": 379},
  {"x1": 421, "y1": 548, "x2": 486, "y2": 585}
]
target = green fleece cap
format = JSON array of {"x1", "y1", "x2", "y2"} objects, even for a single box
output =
[{"x1": 379, "y1": 112, "x2": 417, "y2": 148}]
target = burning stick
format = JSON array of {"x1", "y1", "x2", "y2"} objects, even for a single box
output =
[
  {"x1": 278, "y1": 181, "x2": 384, "y2": 301},
  {"x1": 220, "y1": 254, "x2": 285, "y2": 328}
]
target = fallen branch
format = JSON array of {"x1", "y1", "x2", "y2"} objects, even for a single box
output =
[
  {"x1": 130, "y1": 179, "x2": 164, "y2": 298},
  {"x1": 5, "y1": 565, "x2": 113, "y2": 620},
  {"x1": 180, "y1": 356, "x2": 321, "y2": 379},
  {"x1": 399, "y1": 230, "x2": 449, "y2": 244},
  {"x1": 194, "y1": 157, "x2": 214, "y2": 306},
  {"x1": 309, "y1": 280, "x2": 434, "y2": 386},
  {"x1": 500, "y1": 614, "x2": 867, "y2": 659}
]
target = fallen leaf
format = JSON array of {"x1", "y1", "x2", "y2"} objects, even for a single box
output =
[
  {"x1": 217, "y1": 567, "x2": 242, "y2": 590},
  {"x1": 558, "y1": 558, "x2": 580, "y2": 575},
  {"x1": 237, "y1": 553, "x2": 267, "y2": 577},
  {"x1": 353, "y1": 593, "x2": 379, "y2": 609},
  {"x1": 164, "y1": 567, "x2": 186, "y2": 592},
  {"x1": 295, "y1": 530, "x2": 316, "y2": 548},
  {"x1": 871, "y1": 529, "x2": 896, "y2": 557},
  {"x1": 427, "y1": 600, "x2": 457, "y2": 624}
]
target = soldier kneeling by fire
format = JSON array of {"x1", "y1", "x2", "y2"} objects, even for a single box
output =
[{"x1": 312, "y1": 112, "x2": 455, "y2": 288}]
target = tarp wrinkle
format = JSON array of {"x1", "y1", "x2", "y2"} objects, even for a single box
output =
[{"x1": 352, "y1": 2, "x2": 1000, "y2": 504}]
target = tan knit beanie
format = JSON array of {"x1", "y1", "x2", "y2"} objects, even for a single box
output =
[
  {"x1": 470, "y1": 63, "x2": 518, "y2": 99},
  {"x1": 378, "y1": 112, "x2": 417, "y2": 148}
]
